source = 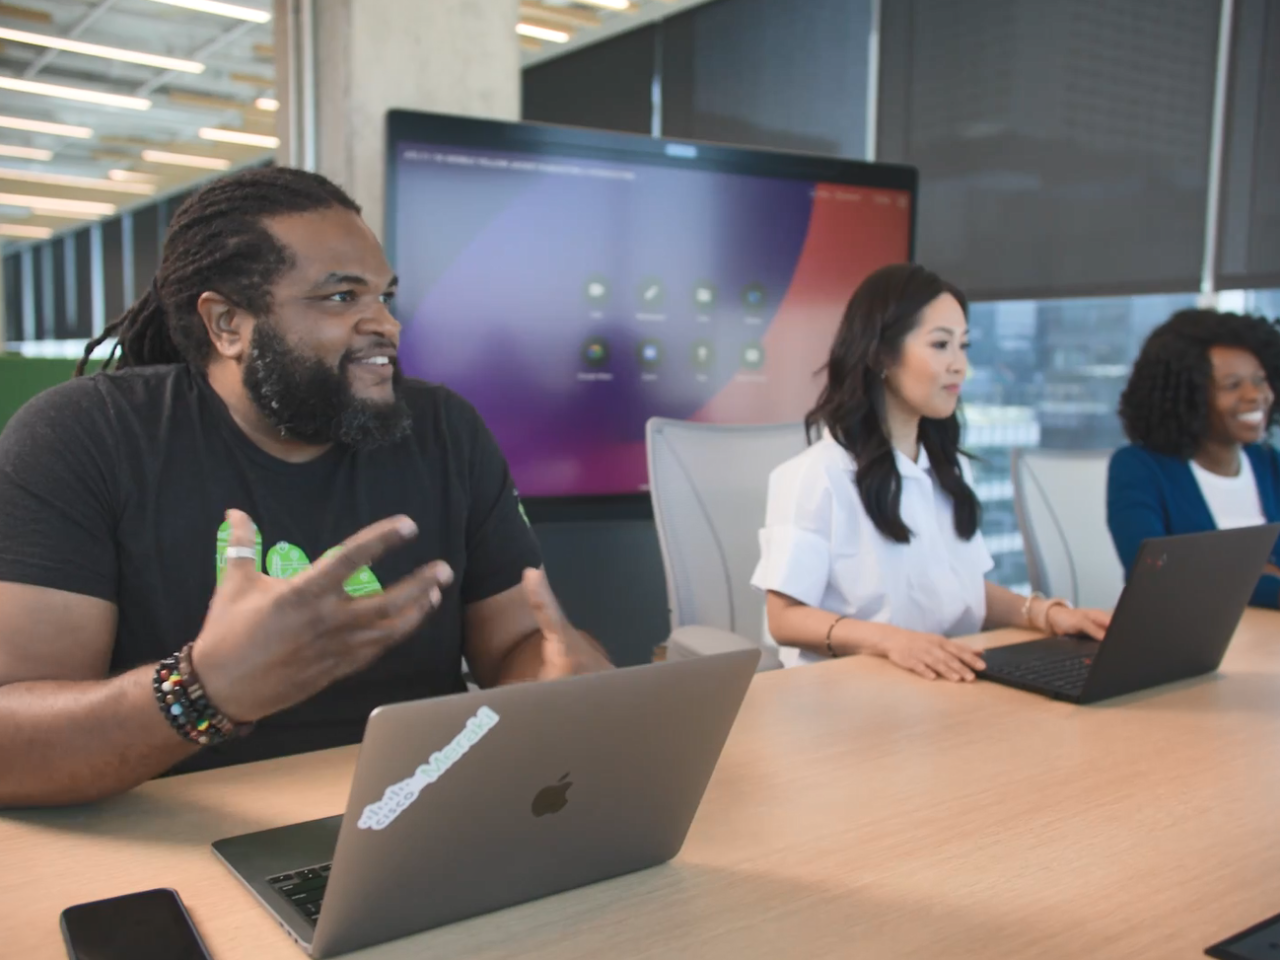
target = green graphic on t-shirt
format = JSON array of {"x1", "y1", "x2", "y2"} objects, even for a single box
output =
[
  {"x1": 214, "y1": 521, "x2": 383, "y2": 597},
  {"x1": 321, "y1": 546, "x2": 384, "y2": 597},
  {"x1": 515, "y1": 490, "x2": 531, "y2": 528},
  {"x1": 265, "y1": 541, "x2": 312, "y2": 579},
  {"x1": 215, "y1": 519, "x2": 262, "y2": 584}
]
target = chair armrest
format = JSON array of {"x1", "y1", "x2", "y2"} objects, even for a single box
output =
[{"x1": 667, "y1": 625, "x2": 783, "y2": 672}]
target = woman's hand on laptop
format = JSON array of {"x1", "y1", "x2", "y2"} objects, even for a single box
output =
[
  {"x1": 522, "y1": 568, "x2": 612, "y2": 680},
  {"x1": 190, "y1": 508, "x2": 453, "y2": 722},
  {"x1": 1046, "y1": 606, "x2": 1111, "y2": 640}
]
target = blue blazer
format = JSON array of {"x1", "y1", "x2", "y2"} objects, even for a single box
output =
[{"x1": 1107, "y1": 443, "x2": 1280, "y2": 609}]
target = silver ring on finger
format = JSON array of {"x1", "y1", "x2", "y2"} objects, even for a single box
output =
[{"x1": 225, "y1": 546, "x2": 257, "y2": 560}]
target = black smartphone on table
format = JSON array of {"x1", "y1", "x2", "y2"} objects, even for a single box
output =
[
  {"x1": 60, "y1": 887, "x2": 213, "y2": 960},
  {"x1": 1207, "y1": 909, "x2": 1280, "y2": 960}
]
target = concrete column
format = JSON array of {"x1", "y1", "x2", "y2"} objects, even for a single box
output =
[{"x1": 274, "y1": 0, "x2": 521, "y2": 240}]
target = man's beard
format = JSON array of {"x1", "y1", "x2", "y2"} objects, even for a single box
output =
[{"x1": 242, "y1": 319, "x2": 412, "y2": 449}]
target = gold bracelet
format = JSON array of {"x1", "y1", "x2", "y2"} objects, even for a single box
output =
[
  {"x1": 1021, "y1": 591, "x2": 1046, "y2": 628},
  {"x1": 1040, "y1": 599, "x2": 1072, "y2": 635},
  {"x1": 825, "y1": 615, "x2": 848, "y2": 657},
  {"x1": 1021, "y1": 592, "x2": 1073, "y2": 633}
]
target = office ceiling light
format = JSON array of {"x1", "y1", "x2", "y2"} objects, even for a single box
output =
[
  {"x1": 254, "y1": 96, "x2": 279, "y2": 111},
  {"x1": 516, "y1": 23, "x2": 570, "y2": 43},
  {"x1": 141, "y1": 149, "x2": 230, "y2": 170},
  {"x1": 0, "y1": 222, "x2": 53, "y2": 239},
  {"x1": 31, "y1": 209, "x2": 104, "y2": 220},
  {"x1": 0, "y1": 191, "x2": 116, "y2": 215},
  {"x1": 0, "y1": 114, "x2": 92, "y2": 138},
  {"x1": 0, "y1": 77, "x2": 151, "y2": 110},
  {"x1": 108, "y1": 168, "x2": 158, "y2": 182},
  {"x1": 142, "y1": 0, "x2": 271, "y2": 23},
  {"x1": 0, "y1": 26, "x2": 206, "y2": 73},
  {"x1": 198, "y1": 127, "x2": 279, "y2": 148},
  {"x1": 0, "y1": 144, "x2": 52, "y2": 160},
  {"x1": 572, "y1": 0, "x2": 630, "y2": 9},
  {"x1": 0, "y1": 166, "x2": 156, "y2": 194}
]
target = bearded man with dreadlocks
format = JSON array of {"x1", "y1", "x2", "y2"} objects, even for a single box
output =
[{"x1": 0, "y1": 167, "x2": 610, "y2": 807}]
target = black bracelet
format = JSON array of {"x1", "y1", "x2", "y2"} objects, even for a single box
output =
[
  {"x1": 825, "y1": 615, "x2": 848, "y2": 657},
  {"x1": 152, "y1": 642, "x2": 254, "y2": 746}
]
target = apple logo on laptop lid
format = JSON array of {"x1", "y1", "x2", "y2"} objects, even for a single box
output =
[{"x1": 531, "y1": 773, "x2": 572, "y2": 817}]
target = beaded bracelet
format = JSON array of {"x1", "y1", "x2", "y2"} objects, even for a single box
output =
[{"x1": 152, "y1": 642, "x2": 254, "y2": 746}]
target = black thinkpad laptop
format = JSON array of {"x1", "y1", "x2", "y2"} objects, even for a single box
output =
[{"x1": 980, "y1": 524, "x2": 1280, "y2": 704}]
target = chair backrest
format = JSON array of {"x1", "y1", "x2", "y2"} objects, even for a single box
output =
[
  {"x1": 646, "y1": 418, "x2": 809, "y2": 642},
  {"x1": 1012, "y1": 448, "x2": 1125, "y2": 610}
]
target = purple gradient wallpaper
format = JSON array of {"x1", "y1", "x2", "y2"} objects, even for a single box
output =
[{"x1": 392, "y1": 143, "x2": 912, "y2": 497}]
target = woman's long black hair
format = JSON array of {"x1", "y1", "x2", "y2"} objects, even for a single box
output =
[{"x1": 805, "y1": 263, "x2": 980, "y2": 544}]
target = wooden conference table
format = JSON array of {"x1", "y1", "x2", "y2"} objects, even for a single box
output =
[{"x1": 3, "y1": 610, "x2": 1279, "y2": 959}]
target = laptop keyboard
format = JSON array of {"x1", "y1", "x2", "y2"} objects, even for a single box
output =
[
  {"x1": 984, "y1": 652, "x2": 1094, "y2": 694},
  {"x1": 267, "y1": 862, "x2": 332, "y2": 923}
]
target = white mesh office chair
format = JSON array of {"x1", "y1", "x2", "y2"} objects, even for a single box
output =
[
  {"x1": 646, "y1": 418, "x2": 809, "y2": 671},
  {"x1": 1011, "y1": 448, "x2": 1125, "y2": 610}
]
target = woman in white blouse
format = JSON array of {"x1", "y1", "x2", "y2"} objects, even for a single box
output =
[{"x1": 751, "y1": 264, "x2": 1111, "y2": 681}]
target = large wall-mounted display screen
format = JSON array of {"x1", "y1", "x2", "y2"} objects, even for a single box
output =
[{"x1": 387, "y1": 111, "x2": 916, "y2": 498}]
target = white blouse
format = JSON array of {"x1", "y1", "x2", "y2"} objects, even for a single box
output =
[{"x1": 750, "y1": 436, "x2": 994, "y2": 667}]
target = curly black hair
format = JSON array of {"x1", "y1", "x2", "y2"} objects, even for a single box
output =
[
  {"x1": 1118, "y1": 308, "x2": 1280, "y2": 458},
  {"x1": 76, "y1": 166, "x2": 360, "y2": 376}
]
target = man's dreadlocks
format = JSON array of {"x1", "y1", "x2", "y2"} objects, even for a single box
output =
[{"x1": 76, "y1": 166, "x2": 360, "y2": 376}]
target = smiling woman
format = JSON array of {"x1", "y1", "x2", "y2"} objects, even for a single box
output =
[{"x1": 1109, "y1": 309, "x2": 1280, "y2": 609}]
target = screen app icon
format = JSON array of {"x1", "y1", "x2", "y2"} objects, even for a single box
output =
[
  {"x1": 584, "y1": 276, "x2": 609, "y2": 303},
  {"x1": 742, "y1": 283, "x2": 767, "y2": 311},
  {"x1": 581, "y1": 337, "x2": 610, "y2": 367},
  {"x1": 637, "y1": 278, "x2": 665, "y2": 308},
  {"x1": 638, "y1": 339, "x2": 664, "y2": 368}
]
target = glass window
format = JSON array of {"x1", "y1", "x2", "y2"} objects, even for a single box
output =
[
  {"x1": 964, "y1": 292, "x2": 1202, "y2": 590},
  {"x1": 523, "y1": 25, "x2": 658, "y2": 136},
  {"x1": 877, "y1": 0, "x2": 1221, "y2": 299},
  {"x1": 662, "y1": 0, "x2": 873, "y2": 158},
  {"x1": 1219, "y1": 287, "x2": 1280, "y2": 319}
]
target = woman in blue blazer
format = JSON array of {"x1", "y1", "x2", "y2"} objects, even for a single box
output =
[{"x1": 1108, "y1": 309, "x2": 1280, "y2": 608}]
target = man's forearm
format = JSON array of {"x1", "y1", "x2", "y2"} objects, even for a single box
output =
[
  {"x1": 494, "y1": 629, "x2": 611, "y2": 684},
  {"x1": 495, "y1": 629, "x2": 554, "y2": 684},
  {"x1": 0, "y1": 665, "x2": 197, "y2": 807}
]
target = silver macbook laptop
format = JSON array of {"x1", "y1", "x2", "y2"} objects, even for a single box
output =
[{"x1": 213, "y1": 649, "x2": 760, "y2": 957}]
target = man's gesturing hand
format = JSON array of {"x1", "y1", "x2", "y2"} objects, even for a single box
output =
[{"x1": 192, "y1": 509, "x2": 453, "y2": 722}]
